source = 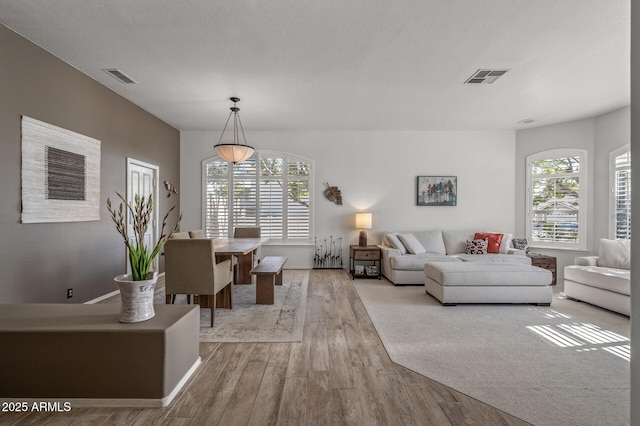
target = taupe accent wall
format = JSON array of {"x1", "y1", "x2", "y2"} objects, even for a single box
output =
[{"x1": 0, "y1": 25, "x2": 180, "y2": 303}]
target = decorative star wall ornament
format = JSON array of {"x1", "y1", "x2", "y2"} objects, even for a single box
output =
[{"x1": 323, "y1": 182, "x2": 342, "y2": 206}]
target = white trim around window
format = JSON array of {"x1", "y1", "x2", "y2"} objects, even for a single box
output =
[
  {"x1": 609, "y1": 144, "x2": 631, "y2": 240},
  {"x1": 201, "y1": 150, "x2": 314, "y2": 244},
  {"x1": 526, "y1": 148, "x2": 587, "y2": 251}
]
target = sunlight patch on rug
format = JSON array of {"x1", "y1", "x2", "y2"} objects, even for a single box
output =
[{"x1": 353, "y1": 278, "x2": 630, "y2": 426}]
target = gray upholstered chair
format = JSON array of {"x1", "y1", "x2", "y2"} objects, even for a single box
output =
[
  {"x1": 233, "y1": 226, "x2": 261, "y2": 239},
  {"x1": 164, "y1": 238, "x2": 233, "y2": 327},
  {"x1": 188, "y1": 229, "x2": 206, "y2": 239}
]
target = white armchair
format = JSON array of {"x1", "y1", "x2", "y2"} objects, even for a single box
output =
[{"x1": 564, "y1": 239, "x2": 630, "y2": 316}]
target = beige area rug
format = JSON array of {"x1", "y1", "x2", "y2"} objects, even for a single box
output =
[
  {"x1": 155, "y1": 269, "x2": 309, "y2": 342},
  {"x1": 354, "y1": 278, "x2": 630, "y2": 426}
]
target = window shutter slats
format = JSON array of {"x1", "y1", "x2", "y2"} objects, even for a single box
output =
[
  {"x1": 204, "y1": 152, "x2": 311, "y2": 241},
  {"x1": 287, "y1": 180, "x2": 310, "y2": 239},
  {"x1": 614, "y1": 151, "x2": 631, "y2": 240},
  {"x1": 530, "y1": 155, "x2": 582, "y2": 246}
]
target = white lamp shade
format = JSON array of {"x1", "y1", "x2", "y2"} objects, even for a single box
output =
[
  {"x1": 215, "y1": 144, "x2": 255, "y2": 163},
  {"x1": 355, "y1": 212, "x2": 372, "y2": 229}
]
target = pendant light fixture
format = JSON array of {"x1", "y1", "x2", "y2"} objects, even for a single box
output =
[{"x1": 213, "y1": 97, "x2": 255, "y2": 163}]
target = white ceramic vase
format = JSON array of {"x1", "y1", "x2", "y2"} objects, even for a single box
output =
[{"x1": 114, "y1": 272, "x2": 158, "y2": 323}]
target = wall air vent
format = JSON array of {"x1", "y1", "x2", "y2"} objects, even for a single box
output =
[
  {"x1": 464, "y1": 69, "x2": 510, "y2": 84},
  {"x1": 102, "y1": 69, "x2": 137, "y2": 84}
]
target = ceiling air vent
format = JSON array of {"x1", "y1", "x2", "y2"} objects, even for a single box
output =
[
  {"x1": 464, "y1": 69, "x2": 510, "y2": 84},
  {"x1": 103, "y1": 69, "x2": 137, "y2": 84}
]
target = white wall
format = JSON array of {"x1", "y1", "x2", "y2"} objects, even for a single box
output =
[
  {"x1": 594, "y1": 107, "x2": 631, "y2": 239},
  {"x1": 515, "y1": 106, "x2": 630, "y2": 282},
  {"x1": 181, "y1": 130, "x2": 516, "y2": 268}
]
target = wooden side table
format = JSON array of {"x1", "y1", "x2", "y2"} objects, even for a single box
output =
[
  {"x1": 527, "y1": 253, "x2": 557, "y2": 285},
  {"x1": 349, "y1": 245, "x2": 381, "y2": 280}
]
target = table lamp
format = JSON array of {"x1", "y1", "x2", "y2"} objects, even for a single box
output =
[{"x1": 355, "y1": 212, "x2": 372, "y2": 246}]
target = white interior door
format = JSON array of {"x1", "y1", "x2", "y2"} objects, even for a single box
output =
[{"x1": 126, "y1": 158, "x2": 159, "y2": 274}]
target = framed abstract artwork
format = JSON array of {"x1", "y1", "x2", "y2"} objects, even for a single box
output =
[
  {"x1": 416, "y1": 176, "x2": 457, "y2": 206},
  {"x1": 21, "y1": 116, "x2": 101, "y2": 223}
]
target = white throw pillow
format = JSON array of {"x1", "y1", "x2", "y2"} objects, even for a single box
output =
[
  {"x1": 413, "y1": 230, "x2": 447, "y2": 254},
  {"x1": 398, "y1": 233, "x2": 427, "y2": 255},
  {"x1": 597, "y1": 238, "x2": 631, "y2": 270},
  {"x1": 385, "y1": 233, "x2": 408, "y2": 255},
  {"x1": 499, "y1": 233, "x2": 513, "y2": 254}
]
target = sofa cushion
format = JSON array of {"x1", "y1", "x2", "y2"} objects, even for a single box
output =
[
  {"x1": 442, "y1": 230, "x2": 475, "y2": 254},
  {"x1": 565, "y1": 265, "x2": 630, "y2": 296},
  {"x1": 412, "y1": 230, "x2": 446, "y2": 254},
  {"x1": 452, "y1": 254, "x2": 532, "y2": 264},
  {"x1": 398, "y1": 234, "x2": 426, "y2": 254},
  {"x1": 474, "y1": 233, "x2": 503, "y2": 253},
  {"x1": 597, "y1": 238, "x2": 631, "y2": 270},
  {"x1": 424, "y1": 262, "x2": 551, "y2": 286},
  {"x1": 390, "y1": 254, "x2": 460, "y2": 270},
  {"x1": 385, "y1": 233, "x2": 408, "y2": 255},
  {"x1": 466, "y1": 238, "x2": 488, "y2": 254}
]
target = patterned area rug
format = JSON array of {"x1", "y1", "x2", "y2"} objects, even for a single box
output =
[{"x1": 155, "y1": 269, "x2": 309, "y2": 342}]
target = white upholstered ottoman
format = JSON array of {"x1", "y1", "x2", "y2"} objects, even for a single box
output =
[{"x1": 424, "y1": 262, "x2": 553, "y2": 306}]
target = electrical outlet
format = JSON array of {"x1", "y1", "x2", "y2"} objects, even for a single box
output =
[{"x1": 67, "y1": 288, "x2": 73, "y2": 299}]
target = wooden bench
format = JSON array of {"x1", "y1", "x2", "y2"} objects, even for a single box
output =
[{"x1": 251, "y1": 256, "x2": 287, "y2": 304}]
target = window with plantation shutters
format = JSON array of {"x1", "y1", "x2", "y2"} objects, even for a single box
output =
[
  {"x1": 232, "y1": 158, "x2": 258, "y2": 229},
  {"x1": 287, "y1": 160, "x2": 311, "y2": 239},
  {"x1": 260, "y1": 157, "x2": 284, "y2": 239},
  {"x1": 204, "y1": 159, "x2": 229, "y2": 238},
  {"x1": 203, "y1": 151, "x2": 313, "y2": 241},
  {"x1": 610, "y1": 146, "x2": 631, "y2": 240},
  {"x1": 526, "y1": 149, "x2": 587, "y2": 250}
]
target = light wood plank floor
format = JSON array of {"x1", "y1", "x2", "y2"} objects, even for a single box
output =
[{"x1": 2, "y1": 269, "x2": 530, "y2": 425}]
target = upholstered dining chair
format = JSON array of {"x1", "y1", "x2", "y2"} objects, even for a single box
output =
[{"x1": 164, "y1": 238, "x2": 233, "y2": 327}]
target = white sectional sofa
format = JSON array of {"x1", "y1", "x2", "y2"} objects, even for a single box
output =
[
  {"x1": 564, "y1": 238, "x2": 630, "y2": 316},
  {"x1": 380, "y1": 230, "x2": 530, "y2": 285}
]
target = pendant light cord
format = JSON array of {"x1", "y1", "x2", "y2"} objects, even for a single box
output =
[
  {"x1": 216, "y1": 99, "x2": 247, "y2": 146},
  {"x1": 216, "y1": 111, "x2": 234, "y2": 145}
]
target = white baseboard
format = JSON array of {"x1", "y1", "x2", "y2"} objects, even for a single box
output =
[{"x1": 84, "y1": 290, "x2": 119, "y2": 304}]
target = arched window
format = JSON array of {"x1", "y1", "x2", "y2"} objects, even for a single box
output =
[
  {"x1": 202, "y1": 151, "x2": 313, "y2": 242},
  {"x1": 526, "y1": 149, "x2": 587, "y2": 250},
  {"x1": 609, "y1": 145, "x2": 631, "y2": 239}
]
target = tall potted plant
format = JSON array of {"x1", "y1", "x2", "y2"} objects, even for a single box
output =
[{"x1": 107, "y1": 192, "x2": 180, "y2": 323}]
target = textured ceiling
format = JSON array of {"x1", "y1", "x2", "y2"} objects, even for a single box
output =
[{"x1": 0, "y1": 0, "x2": 630, "y2": 131}]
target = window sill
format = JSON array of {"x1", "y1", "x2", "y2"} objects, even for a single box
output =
[
  {"x1": 263, "y1": 241, "x2": 314, "y2": 247},
  {"x1": 527, "y1": 245, "x2": 589, "y2": 253}
]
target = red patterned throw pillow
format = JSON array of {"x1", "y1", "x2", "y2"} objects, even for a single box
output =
[
  {"x1": 474, "y1": 233, "x2": 503, "y2": 254},
  {"x1": 466, "y1": 238, "x2": 488, "y2": 255}
]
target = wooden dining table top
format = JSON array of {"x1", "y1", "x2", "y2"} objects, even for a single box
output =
[{"x1": 213, "y1": 237, "x2": 269, "y2": 256}]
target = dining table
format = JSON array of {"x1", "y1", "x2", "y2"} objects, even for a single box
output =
[
  {"x1": 214, "y1": 237, "x2": 269, "y2": 283},
  {"x1": 213, "y1": 237, "x2": 269, "y2": 308}
]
